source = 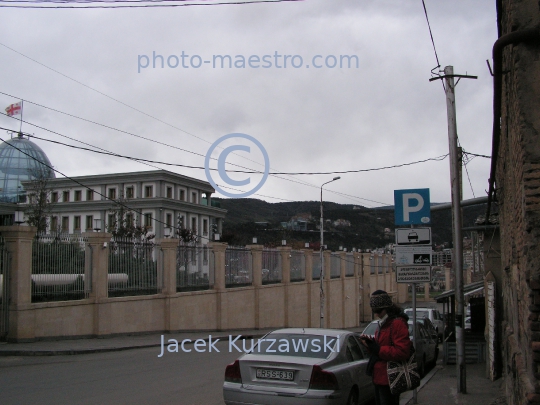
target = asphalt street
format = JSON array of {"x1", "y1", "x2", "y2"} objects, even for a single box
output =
[{"x1": 0, "y1": 340, "x2": 239, "y2": 405}]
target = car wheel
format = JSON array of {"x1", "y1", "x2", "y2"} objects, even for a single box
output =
[{"x1": 346, "y1": 388, "x2": 359, "y2": 405}]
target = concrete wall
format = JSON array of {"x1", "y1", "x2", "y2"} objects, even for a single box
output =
[
  {"x1": 1, "y1": 226, "x2": 401, "y2": 341},
  {"x1": 495, "y1": 2, "x2": 540, "y2": 404}
]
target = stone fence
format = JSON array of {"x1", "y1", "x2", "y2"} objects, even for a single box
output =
[{"x1": 1, "y1": 226, "x2": 408, "y2": 342}]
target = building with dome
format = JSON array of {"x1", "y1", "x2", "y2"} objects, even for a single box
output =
[{"x1": 0, "y1": 133, "x2": 226, "y2": 240}]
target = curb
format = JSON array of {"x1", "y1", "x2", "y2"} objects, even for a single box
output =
[
  {"x1": 0, "y1": 333, "x2": 267, "y2": 357},
  {"x1": 400, "y1": 364, "x2": 442, "y2": 405}
]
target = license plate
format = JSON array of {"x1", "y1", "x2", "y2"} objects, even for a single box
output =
[{"x1": 256, "y1": 368, "x2": 294, "y2": 381}]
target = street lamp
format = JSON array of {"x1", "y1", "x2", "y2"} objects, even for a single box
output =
[{"x1": 320, "y1": 176, "x2": 340, "y2": 328}]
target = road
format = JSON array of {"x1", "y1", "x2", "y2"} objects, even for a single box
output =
[{"x1": 0, "y1": 340, "x2": 239, "y2": 405}]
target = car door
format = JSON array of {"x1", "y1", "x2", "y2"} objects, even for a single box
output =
[{"x1": 346, "y1": 335, "x2": 374, "y2": 404}]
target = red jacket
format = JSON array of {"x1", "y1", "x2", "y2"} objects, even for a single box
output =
[{"x1": 373, "y1": 316, "x2": 412, "y2": 385}]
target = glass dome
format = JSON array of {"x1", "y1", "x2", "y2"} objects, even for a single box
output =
[{"x1": 0, "y1": 134, "x2": 55, "y2": 203}]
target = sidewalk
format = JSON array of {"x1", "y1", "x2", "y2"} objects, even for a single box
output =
[{"x1": 400, "y1": 361, "x2": 507, "y2": 405}]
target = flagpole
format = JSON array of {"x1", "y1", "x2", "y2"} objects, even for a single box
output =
[{"x1": 19, "y1": 100, "x2": 23, "y2": 133}]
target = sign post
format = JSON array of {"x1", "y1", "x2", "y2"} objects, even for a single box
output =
[{"x1": 394, "y1": 189, "x2": 432, "y2": 405}]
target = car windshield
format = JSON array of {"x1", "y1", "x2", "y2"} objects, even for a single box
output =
[
  {"x1": 405, "y1": 309, "x2": 429, "y2": 319},
  {"x1": 362, "y1": 322, "x2": 379, "y2": 336},
  {"x1": 251, "y1": 334, "x2": 340, "y2": 359}
]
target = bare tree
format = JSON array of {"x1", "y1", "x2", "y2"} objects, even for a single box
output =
[
  {"x1": 23, "y1": 167, "x2": 55, "y2": 233},
  {"x1": 106, "y1": 194, "x2": 154, "y2": 241}
]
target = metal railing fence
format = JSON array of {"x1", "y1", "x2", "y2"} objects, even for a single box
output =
[
  {"x1": 290, "y1": 250, "x2": 305, "y2": 282},
  {"x1": 177, "y1": 244, "x2": 213, "y2": 292},
  {"x1": 31, "y1": 233, "x2": 88, "y2": 302},
  {"x1": 262, "y1": 248, "x2": 282, "y2": 284},
  {"x1": 346, "y1": 254, "x2": 355, "y2": 277},
  {"x1": 108, "y1": 237, "x2": 160, "y2": 297},
  {"x1": 312, "y1": 253, "x2": 321, "y2": 280},
  {"x1": 330, "y1": 254, "x2": 341, "y2": 278},
  {"x1": 225, "y1": 246, "x2": 252, "y2": 288}
]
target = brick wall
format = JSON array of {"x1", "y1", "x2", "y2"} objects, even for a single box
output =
[{"x1": 496, "y1": 1, "x2": 540, "y2": 404}]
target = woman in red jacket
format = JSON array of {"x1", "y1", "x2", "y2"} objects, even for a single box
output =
[{"x1": 361, "y1": 290, "x2": 411, "y2": 405}]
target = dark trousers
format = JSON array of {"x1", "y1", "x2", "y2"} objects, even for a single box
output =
[{"x1": 374, "y1": 384, "x2": 400, "y2": 405}]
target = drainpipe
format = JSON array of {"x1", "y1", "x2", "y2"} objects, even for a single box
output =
[{"x1": 486, "y1": 24, "x2": 540, "y2": 220}]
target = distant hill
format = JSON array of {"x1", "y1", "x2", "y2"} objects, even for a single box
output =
[{"x1": 215, "y1": 198, "x2": 486, "y2": 250}]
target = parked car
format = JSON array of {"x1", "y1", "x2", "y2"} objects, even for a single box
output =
[
  {"x1": 464, "y1": 316, "x2": 471, "y2": 330},
  {"x1": 408, "y1": 320, "x2": 439, "y2": 377},
  {"x1": 361, "y1": 320, "x2": 379, "y2": 339},
  {"x1": 223, "y1": 328, "x2": 375, "y2": 405},
  {"x1": 417, "y1": 318, "x2": 439, "y2": 342},
  {"x1": 404, "y1": 307, "x2": 445, "y2": 342}
]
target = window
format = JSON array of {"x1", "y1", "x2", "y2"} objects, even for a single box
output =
[
  {"x1": 126, "y1": 213, "x2": 134, "y2": 227},
  {"x1": 346, "y1": 336, "x2": 364, "y2": 362},
  {"x1": 192, "y1": 192, "x2": 197, "y2": 203},
  {"x1": 191, "y1": 217, "x2": 197, "y2": 232},
  {"x1": 61, "y1": 216, "x2": 69, "y2": 232},
  {"x1": 74, "y1": 190, "x2": 82, "y2": 201},
  {"x1": 166, "y1": 213, "x2": 172, "y2": 227},
  {"x1": 86, "y1": 189, "x2": 94, "y2": 201},
  {"x1": 63, "y1": 191, "x2": 70, "y2": 202},
  {"x1": 144, "y1": 213, "x2": 152, "y2": 228},
  {"x1": 108, "y1": 188, "x2": 117, "y2": 200},
  {"x1": 179, "y1": 190, "x2": 185, "y2": 201},
  {"x1": 50, "y1": 216, "x2": 58, "y2": 230},
  {"x1": 52, "y1": 192, "x2": 58, "y2": 203},
  {"x1": 74, "y1": 216, "x2": 81, "y2": 231},
  {"x1": 203, "y1": 219, "x2": 208, "y2": 235},
  {"x1": 108, "y1": 214, "x2": 116, "y2": 229},
  {"x1": 166, "y1": 187, "x2": 172, "y2": 199},
  {"x1": 145, "y1": 186, "x2": 153, "y2": 198},
  {"x1": 126, "y1": 186, "x2": 134, "y2": 199},
  {"x1": 86, "y1": 215, "x2": 93, "y2": 231}
]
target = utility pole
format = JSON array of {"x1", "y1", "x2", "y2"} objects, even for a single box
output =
[{"x1": 430, "y1": 65, "x2": 476, "y2": 393}]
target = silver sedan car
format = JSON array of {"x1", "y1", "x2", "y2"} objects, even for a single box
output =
[{"x1": 223, "y1": 328, "x2": 375, "y2": 405}]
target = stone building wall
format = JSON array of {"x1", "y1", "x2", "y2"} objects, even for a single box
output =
[{"x1": 496, "y1": 1, "x2": 540, "y2": 404}]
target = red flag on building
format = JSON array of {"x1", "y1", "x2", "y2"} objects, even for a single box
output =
[{"x1": 5, "y1": 102, "x2": 22, "y2": 116}]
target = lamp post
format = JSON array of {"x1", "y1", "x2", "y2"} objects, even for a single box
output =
[{"x1": 320, "y1": 176, "x2": 340, "y2": 328}]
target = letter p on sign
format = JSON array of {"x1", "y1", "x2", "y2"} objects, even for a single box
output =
[{"x1": 394, "y1": 188, "x2": 431, "y2": 225}]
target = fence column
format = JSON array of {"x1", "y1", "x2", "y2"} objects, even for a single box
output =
[
  {"x1": 362, "y1": 253, "x2": 372, "y2": 322},
  {"x1": 248, "y1": 245, "x2": 262, "y2": 330},
  {"x1": 324, "y1": 250, "x2": 332, "y2": 326},
  {"x1": 158, "y1": 238, "x2": 177, "y2": 332},
  {"x1": 304, "y1": 249, "x2": 313, "y2": 282},
  {"x1": 279, "y1": 247, "x2": 292, "y2": 284},
  {"x1": 210, "y1": 242, "x2": 227, "y2": 331},
  {"x1": 84, "y1": 232, "x2": 111, "y2": 302},
  {"x1": 249, "y1": 245, "x2": 263, "y2": 287},
  {"x1": 2, "y1": 225, "x2": 37, "y2": 341},
  {"x1": 211, "y1": 242, "x2": 227, "y2": 291},
  {"x1": 158, "y1": 238, "x2": 178, "y2": 296},
  {"x1": 83, "y1": 232, "x2": 111, "y2": 337}
]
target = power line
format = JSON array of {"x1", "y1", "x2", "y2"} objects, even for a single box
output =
[
  {"x1": 0, "y1": 0, "x2": 303, "y2": 8},
  {"x1": 421, "y1": 0, "x2": 441, "y2": 68},
  {"x1": 0, "y1": 124, "x2": 453, "y2": 178}
]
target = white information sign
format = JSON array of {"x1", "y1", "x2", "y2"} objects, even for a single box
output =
[
  {"x1": 394, "y1": 245, "x2": 432, "y2": 265},
  {"x1": 395, "y1": 228, "x2": 431, "y2": 245},
  {"x1": 396, "y1": 266, "x2": 431, "y2": 283}
]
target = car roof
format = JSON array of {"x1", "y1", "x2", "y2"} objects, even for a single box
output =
[{"x1": 268, "y1": 328, "x2": 351, "y2": 338}]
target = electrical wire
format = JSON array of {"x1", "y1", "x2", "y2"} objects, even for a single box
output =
[
  {"x1": 0, "y1": 0, "x2": 303, "y2": 8},
  {"x1": 0, "y1": 123, "x2": 453, "y2": 178}
]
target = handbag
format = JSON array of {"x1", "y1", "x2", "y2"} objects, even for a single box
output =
[{"x1": 386, "y1": 321, "x2": 421, "y2": 395}]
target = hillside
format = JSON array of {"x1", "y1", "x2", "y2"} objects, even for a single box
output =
[{"x1": 215, "y1": 198, "x2": 486, "y2": 250}]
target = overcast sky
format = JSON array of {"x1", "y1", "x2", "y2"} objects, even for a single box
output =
[{"x1": 0, "y1": 0, "x2": 497, "y2": 207}]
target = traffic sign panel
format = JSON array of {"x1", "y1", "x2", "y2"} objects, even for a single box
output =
[
  {"x1": 395, "y1": 245, "x2": 432, "y2": 265},
  {"x1": 395, "y1": 228, "x2": 431, "y2": 245},
  {"x1": 394, "y1": 188, "x2": 431, "y2": 225},
  {"x1": 396, "y1": 266, "x2": 431, "y2": 283}
]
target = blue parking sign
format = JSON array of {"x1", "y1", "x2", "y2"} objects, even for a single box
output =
[{"x1": 394, "y1": 188, "x2": 431, "y2": 225}]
